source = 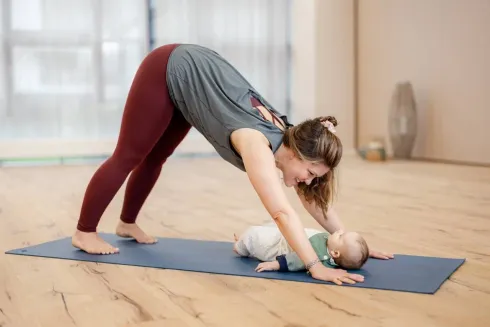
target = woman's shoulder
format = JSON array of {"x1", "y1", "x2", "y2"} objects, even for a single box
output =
[{"x1": 230, "y1": 128, "x2": 272, "y2": 155}]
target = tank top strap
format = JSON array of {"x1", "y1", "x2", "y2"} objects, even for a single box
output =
[{"x1": 250, "y1": 93, "x2": 293, "y2": 130}]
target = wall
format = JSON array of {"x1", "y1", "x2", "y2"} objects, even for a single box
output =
[
  {"x1": 290, "y1": 0, "x2": 356, "y2": 151},
  {"x1": 315, "y1": 0, "x2": 355, "y2": 150},
  {"x1": 289, "y1": 0, "x2": 317, "y2": 125},
  {"x1": 358, "y1": 0, "x2": 490, "y2": 165},
  {"x1": 6, "y1": 1, "x2": 486, "y2": 164}
]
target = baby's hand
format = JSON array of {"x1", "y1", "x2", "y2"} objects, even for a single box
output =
[{"x1": 255, "y1": 261, "x2": 280, "y2": 272}]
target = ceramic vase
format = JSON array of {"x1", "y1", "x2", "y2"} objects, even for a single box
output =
[{"x1": 388, "y1": 81, "x2": 417, "y2": 159}]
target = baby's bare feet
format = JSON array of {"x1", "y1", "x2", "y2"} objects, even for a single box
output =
[
  {"x1": 233, "y1": 233, "x2": 240, "y2": 255},
  {"x1": 72, "y1": 230, "x2": 119, "y2": 254},
  {"x1": 115, "y1": 221, "x2": 157, "y2": 244}
]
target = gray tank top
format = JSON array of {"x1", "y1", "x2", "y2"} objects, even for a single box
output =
[{"x1": 166, "y1": 44, "x2": 292, "y2": 171}]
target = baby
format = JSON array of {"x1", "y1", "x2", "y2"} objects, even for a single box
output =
[{"x1": 233, "y1": 223, "x2": 369, "y2": 272}]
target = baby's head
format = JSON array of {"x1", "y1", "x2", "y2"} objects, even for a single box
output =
[{"x1": 327, "y1": 230, "x2": 369, "y2": 270}]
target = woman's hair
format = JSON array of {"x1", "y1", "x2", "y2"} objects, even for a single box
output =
[{"x1": 282, "y1": 116, "x2": 342, "y2": 218}]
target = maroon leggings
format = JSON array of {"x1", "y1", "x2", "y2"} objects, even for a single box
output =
[{"x1": 76, "y1": 44, "x2": 191, "y2": 233}]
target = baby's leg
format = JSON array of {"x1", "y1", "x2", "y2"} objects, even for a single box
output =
[
  {"x1": 233, "y1": 233, "x2": 249, "y2": 256},
  {"x1": 233, "y1": 225, "x2": 288, "y2": 261}
]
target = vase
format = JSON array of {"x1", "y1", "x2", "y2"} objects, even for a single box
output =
[{"x1": 388, "y1": 81, "x2": 417, "y2": 159}]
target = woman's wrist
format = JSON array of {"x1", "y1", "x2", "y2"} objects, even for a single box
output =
[
  {"x1": 307, "y1": 260, "x2": 332, "y2": 276},
  {"x1": 305, "y1": 257, "x2": 320, "y2": 271}
]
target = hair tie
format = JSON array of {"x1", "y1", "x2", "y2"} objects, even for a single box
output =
[{"x1": 321, "y1": 120, "x2": 336, "y2": 133}]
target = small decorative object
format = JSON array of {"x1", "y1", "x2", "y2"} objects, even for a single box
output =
[
  {"x1": 388, "y1": 81, "x2": 417, "y2": 159},
  {"x1": 358, "y1": 138, "x2": 387, "y2": 162}
]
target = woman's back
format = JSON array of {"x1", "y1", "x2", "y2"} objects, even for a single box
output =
[{"x1": 166, "y1": 44, "x2": 290, "y2": 171}]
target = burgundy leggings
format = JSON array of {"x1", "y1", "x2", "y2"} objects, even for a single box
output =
[{"x1": 76, "y1": 44, "x2": 191, "y2": 233}]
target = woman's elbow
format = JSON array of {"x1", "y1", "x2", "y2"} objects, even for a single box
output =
[{"x1": 271, "y1": 210, "x2": 295, "y2": 225}]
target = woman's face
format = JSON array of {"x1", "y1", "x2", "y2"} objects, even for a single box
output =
[{"x1": 280, "y1": 154, "x2": 329, "y2": 188}]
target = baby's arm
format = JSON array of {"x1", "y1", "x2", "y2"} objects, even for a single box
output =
[
  {"x1": 255, "y1": 253, "x2": 306, "y2": 273},
  {"x1": 276, "y1": 253, "x2": 306, "y2": 272}
]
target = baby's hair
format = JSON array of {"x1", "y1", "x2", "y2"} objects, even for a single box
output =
[{"x1": 336, "y1": 235, "x2": 369, "y2": 270}]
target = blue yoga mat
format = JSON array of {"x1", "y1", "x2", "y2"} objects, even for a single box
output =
[{"x1": 5, "y1": 233, "x2": 464, "y2": 294}]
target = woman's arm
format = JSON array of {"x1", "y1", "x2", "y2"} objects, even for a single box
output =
[
  {"x1": 232, "y1": 129, "x2": 364, "y2": 284},
  {"x1": 233, "y1": 129, "x2": 319, "y2": 267},
  {"x1": 295, "y1": 187, "x2": 344, "y2": 233}
]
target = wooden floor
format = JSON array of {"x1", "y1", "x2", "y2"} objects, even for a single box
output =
[{"x1": 1, "y1": 154, "x2": 489, "y2": 327}]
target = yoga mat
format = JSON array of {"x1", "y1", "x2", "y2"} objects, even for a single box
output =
[{"x1": 5, "y1": 233, "x2": 465, "y2": 294}]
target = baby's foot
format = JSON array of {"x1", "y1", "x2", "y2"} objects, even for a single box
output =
[
  {"x1": 115, "y1": 221, "x2": 157, "y2": 244},
  {"x1": 72, "y1": 230, "x2": 119, "y2": 254},
  {"x1": 233, "y1": 233, "x2": 240, "y2": 255}
]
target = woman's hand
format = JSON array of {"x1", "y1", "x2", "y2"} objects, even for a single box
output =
[
  {"x1": 369, "y1": 249, "x2": 394, "y2": 260},
  {"x1": 309, "y1": 263, "x2": 365, "y2": 285}
]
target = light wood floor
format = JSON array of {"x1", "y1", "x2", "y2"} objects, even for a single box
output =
[{"x1": 1, "y1": 154, "x2": 489, "y2": 327}]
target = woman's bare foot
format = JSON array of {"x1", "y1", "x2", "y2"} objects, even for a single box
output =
[
  {"x1": 115, "y1": 221, "x2": 157, "y2": 244},
  {"x1": 72, "y1": 230, "x2": 119, "y2": 254}
]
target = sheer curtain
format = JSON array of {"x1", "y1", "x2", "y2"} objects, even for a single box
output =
[
  {"x1": 0, "y1": 0, "x2": 292, "y2": 160},
  {"x1": 0, "y1": 0, "x2": 148, "y2": 159},
  {"x1": 152, "y1": 0, "x2": 292, "y2": 150}
]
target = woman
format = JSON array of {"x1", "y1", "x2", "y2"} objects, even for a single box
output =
[{"x1": 72, "y1": 44, "x2": 392, "y2": 285}]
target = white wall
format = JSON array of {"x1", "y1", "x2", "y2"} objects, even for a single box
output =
[
  {"x1": 315, "y1": 0, "x2": 355, "y2": 150},
  {"x1": 358, "y1": 0, "x2": 490, "y2": 164},
  {"x1": 290, "y1": 0, "x2": 356, "y2": 150}
]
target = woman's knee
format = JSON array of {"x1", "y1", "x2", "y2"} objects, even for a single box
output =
[{"x1": 110, "y1": 148, "x2": 148, "y2": 173}]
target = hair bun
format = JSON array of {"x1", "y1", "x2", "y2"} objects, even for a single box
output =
[
  {"x1": 318, "y1": 116, "x2": 338, "y2": 127},
  {"x1": 325, "y1": 116, "x2": 338, "y2": 127}
]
